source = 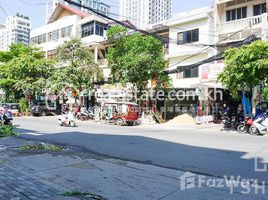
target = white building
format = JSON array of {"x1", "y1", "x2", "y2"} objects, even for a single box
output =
[
  {"x1": 32, "y1": 3, "x2": 110, "y2": 79},
  {"x1": 0, "y1": 14, "x2": 31, "y2": 51},
  {"x1": 119, "y1": 0, "x2": 171, "y2": 28},
  {"x1": 0, "y1": 24, "x2": 5, "y2": 50},
  {"x1": 46, "y1": 0, "x2": 110, "y2": 23},
  {"x1": 164, "y1": 7, "x2": 216, "y2": 89},
  {"x1": 214, "y1": 0, "x2": 268, "y2": 43}
]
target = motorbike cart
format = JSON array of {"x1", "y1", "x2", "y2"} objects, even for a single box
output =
[{"x1": 100, "y1": 102, "x2": 140, "y2": 126}]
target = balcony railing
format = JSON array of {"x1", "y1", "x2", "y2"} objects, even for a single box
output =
[{"x1": 217, "y1": 14, "x2": 266, "y2": 33}]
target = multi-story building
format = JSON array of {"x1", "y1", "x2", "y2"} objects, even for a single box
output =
[
  {"x1": 119, "y1": 0, "x2": 171, "y2": 28},
  {"x1": 46, "y1": 0, "x2": 110, "y2": 23},
  {"x1": 214, "y1": 0, "x2": 268, "y2": 44},
  {"x1": 32, "y1": 3, "x2": 110, "y2": 79},
  {"x1": 0, "y1": 24, "x2": 5, "y2": 50},
  {"x1": 0, "y1": 14, "x2": 31, "y2": 51}
]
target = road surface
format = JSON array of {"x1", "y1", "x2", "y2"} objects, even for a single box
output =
[{"x1": 14, "y1": 116, "x2": 268, "y2": 184}]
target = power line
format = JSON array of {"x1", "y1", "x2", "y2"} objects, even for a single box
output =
[
  {"x1": 17, "y1": 0, "x2": 47, "y2": 5},
  {"x1": 63, "y1": 0, "x2": 168, "y2": 43},
  {"x1": 167, "y1": 22, "x2": 259, "y2": 70}
]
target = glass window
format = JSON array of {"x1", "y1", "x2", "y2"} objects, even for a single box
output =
[
  {"x1": 47, "y1": 49, "x2": 57, "y2": 60},
  {"x1": 95, "y1": 22, "x2": 107, "y2": 36},
  {"x1": 253, "y1": 3, "x2": 266, "y2": 16},
  {"x1": 183, "y1": 67, "x2": 199, "y2": 78},
  {"x1": 177, "y1": 29, "x2": 199, "y2": 45},
  {"x1": 61, "y1": 26, "x2": 73, "y2": 38},
  {"x1": 48, "y1": 30, "x2": 59, "y2": 41},
  {"x1": 226, "y1": 6, "x2": 247, "y2": 22},
  {"x1": 81, "y1": 22, "x2": 94, "y2": 38}
]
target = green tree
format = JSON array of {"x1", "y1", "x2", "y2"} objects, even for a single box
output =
[
  {"x1": 107, "y1": 25, "x2": 169, "y2": 91},
  {"x1": 47, "y1": 38, "x2": 103, "y2": 95},
  {"x1": 0, "y1": 44, "x2": 54, "y2": 102},
  {"x1": 218, "y1": 40, "x2": 268, "y2": 98}
]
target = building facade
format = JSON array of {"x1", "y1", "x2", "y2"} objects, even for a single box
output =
[
  {"x1": 46, "y1": 0, "x2": 110, "y2": 23},
  {"x1": 214, "y1": 0, "x2": 268, "y2": 43},
  {"x1": 0, "y1": 24, "x2": 5, "y2": 50},
  {"x1": 32, "y1": 3, "x2": 110, "y2": 80},
  {"x1": 119, "y1": 0, "x2": 171, "y2": 28},
  {"x1": 0, "y1": 14, "x2": 31, "y2": 51}
]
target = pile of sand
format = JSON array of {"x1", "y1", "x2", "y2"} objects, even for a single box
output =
[{"x1": 166, "y1": 114, "x2": 196, "y2": 125}]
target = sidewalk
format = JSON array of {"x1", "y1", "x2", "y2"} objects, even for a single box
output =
[{"x1": 0, "y1": 136, "x2": 267, "y2": 200}]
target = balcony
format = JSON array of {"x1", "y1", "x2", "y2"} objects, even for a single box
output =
[{"x1": 217, "y1": 14, "x2": 266, "y2": 34}]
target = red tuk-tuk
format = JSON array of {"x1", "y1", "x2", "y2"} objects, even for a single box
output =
[{"x1": 101, "y1": 102, "x2": 140, "y2": 126}]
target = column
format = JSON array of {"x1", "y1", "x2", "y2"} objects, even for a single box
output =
[{"x1": 94, "y1": 45, "x2": 98, "y2": 64}]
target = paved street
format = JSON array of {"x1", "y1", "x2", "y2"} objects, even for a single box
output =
[
  {"x1": 0, "y1": 116, "x2": 266, "y2": 199},
  {"x1": 14, "y1": 116, "x2": 268, "y2": 185}
]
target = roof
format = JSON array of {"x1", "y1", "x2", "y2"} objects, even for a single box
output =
[
  {"x1": 48, "y1": 3, "x2": 90, "y2": 24},
  {"x1": 108, "y1": 20, "x2": 136, "y2": 29}
]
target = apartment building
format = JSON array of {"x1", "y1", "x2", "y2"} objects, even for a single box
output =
[
  {"x1": 46, "y1": 0, "x2": 110, "y2": 23},
  {"x1": 215, "y1": 0, "x2": 268, "y2": 44},
  {"x1": 119, "y1": 0, "x2": 171, "y2": 28},
  {"x1": 0, "y1": 24, "x2": 5, "y2": 50},
  {"x1": 0, "y1": 14, "x2": 31, "y2": 51}
]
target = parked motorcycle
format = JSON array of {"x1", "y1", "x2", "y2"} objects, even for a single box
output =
[
  {"x1": 58, "y1": 111, "x2": 76, "y2": 127},
  {"x1": 249, "y1": 112, "x2": 268, "y2": 136},
  {"x1": 223, "y1": 112, "x2": 243, "y2": 129},
  {"x1": 237, "y1": 115, "x2": 253, "y2": 134}
]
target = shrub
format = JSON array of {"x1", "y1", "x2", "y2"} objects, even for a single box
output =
[{"x1": 0, "y1": 125, "x2": 17, "y2": 138}]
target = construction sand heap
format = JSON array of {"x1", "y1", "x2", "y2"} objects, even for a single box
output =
[{"x1": 166, "y1": 114, "x2": 196, "y2": 125}]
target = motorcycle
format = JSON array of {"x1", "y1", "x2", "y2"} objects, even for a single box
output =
[
  {"x1": 237, "y1": 115, "x2": 253, "y2": 134},
  {"x1": 249, "y1": 112, "x2": 268, "y2": 136},
  {"x1": 0, "y1": 112, "x2": 13, "y2": 125},
  {"x1": 58, "y1": 111, "x2": 76, "y2": 127},
  {"x1": 0, "y1": 106, "x2": 13, "y2": 125},
  {"x1": 76, "y1": 107, "x2": 94, "y2": 121},
  {"x1": 223, "y1": 111, "x2": 244, "y2": 130}
]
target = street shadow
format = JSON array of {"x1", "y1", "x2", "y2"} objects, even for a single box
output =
[{"x1": 14, "y1": 126, "x2": 268, "y2": 185}]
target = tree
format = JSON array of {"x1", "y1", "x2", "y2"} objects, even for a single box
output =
[
  {"x1": 106, "y1": 25, "x2": 170, "y2": 91},
  {"x1": 47, "y1": 38, "x2": 103, "y2": 95},
  {"x1": 0, "y1": 44, "x2": 54, "y2": 102},
  {"x1": 218, "y1": 40, "x2": 268, "y2": 98}
]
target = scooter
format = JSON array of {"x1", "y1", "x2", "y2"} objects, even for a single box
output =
[
  {"x1": 237, "y1": 115, "x2": 253, "y2": 134},
  {"x1": 76, "y1": 107, "x2": 94, "y2": 121},
  {"x1": 58, "y1": 111, "x2": 76, "y2": 127},
  {"x1": 249, "y1": 112, "x2": 268, "y2": 136}
]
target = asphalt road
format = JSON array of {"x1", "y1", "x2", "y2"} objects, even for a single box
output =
[{"x1": 14, "y1": 116, "x2": 268, "y2": 184}]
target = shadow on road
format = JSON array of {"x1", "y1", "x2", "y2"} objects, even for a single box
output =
[{"x1": 14, "y1": 126, "x2": 268, "y2": 185}]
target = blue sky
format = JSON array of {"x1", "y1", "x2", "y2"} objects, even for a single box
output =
[{"x1": 0, "y1": 0, "x2": 213, "y2": 28}]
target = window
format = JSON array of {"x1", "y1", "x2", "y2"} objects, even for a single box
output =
[
  {"x1": 48, "y1": 30, "x2": 59, "y2": 41},
  {"x1": 253, "y1": 3, "x2": 266, "y2": 16},
  {"x1": 37, "y1": 34, "x2": 46, "y2": 44},
  {"x1": 61, "y1": 26, "x2": 72, "y2": 38},
  {"x1": 226, "y1": 7, "x2": 247, "y2": 21},
  {"x1": 95, "y1": 22, "x2": 107, "y2": 36},
  {"x1": 81, "y1": 22, "x2": 94, "y2": 38},
  {"x1": 177, "y1": 29, "x2": 199, "y2": 45},
  {"x1": 31, "y1": 34, "x2": 46, "y2": 45},
  {"x1": 183, "y1": 67, "x2": 199, "y2": 78},
  {"x1": 47, "y1": 49, "x2": 57, "y2": 60}
]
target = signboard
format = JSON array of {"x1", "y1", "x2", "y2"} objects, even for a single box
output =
[{"x1": 201, "y1": 63, "x2": 225, "y2": 80}]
